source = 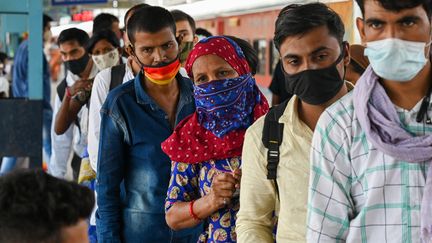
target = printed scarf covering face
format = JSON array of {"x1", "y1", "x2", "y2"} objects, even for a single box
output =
[
  {"x1": 353, "y1": 66, "x2": 432, "y2": 242},
  {"x1": 162, "y1": 36, "x2": 269, "y2": 163}
]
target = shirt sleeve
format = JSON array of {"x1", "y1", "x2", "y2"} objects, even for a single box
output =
[
  {"x1": 95, "y1": 108, "x2": 125, "y2": 242},
  {"x1": 49, "y1": 94, "x2": 73, "y2": 178},
  {"x1": 307, "y1": 111, "x2": 354, "y2": 242},
  {"x1": 236, "y1": 125, "x2": 275, "y2": 243},
  {"x1": 88, "y1": 70, "x2": 110, "y2": 172},
  {"x1": 165, "y1": 162, "x2": 200, "y2": 212}
]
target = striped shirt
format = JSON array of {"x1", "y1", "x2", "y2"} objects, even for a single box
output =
[{"x1": 307, "y1": 90, "x2": 431, "y2": 243}]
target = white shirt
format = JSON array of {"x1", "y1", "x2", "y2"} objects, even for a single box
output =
[
  {"x1": 49, "y1": 64, "x2": 99, "y2": 178},
  {"x1": 88, "y1": 61, "x2": 135, "y2": 171}
]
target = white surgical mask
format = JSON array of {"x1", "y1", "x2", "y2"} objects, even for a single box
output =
[
  {"x1": 92, "y1": 49, "x2": 120, "y2": 71},
  {"x1": 364, "y1": 38, "x2": 431, "y2": 82}
]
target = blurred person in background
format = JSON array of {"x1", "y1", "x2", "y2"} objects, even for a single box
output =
[
  {"x1": 50, "y1": 28, "x2": 98, "y2": 180},
  {"x1": 92, "y1": 13, "x2": 121, "y2": 40},
  {"x1": 171, "y1": 10, "x2": 199, "y2": 67},
  {"x1": 345, "y1": 44, "x2": 369, "y2": 84},
  {"x1": 269, "y1": 60, "x2": 293, "y2": 106},
  {"x1": 1, "y1": 14, "x2": 53, "y2": 174},
  {"x1": 0, "y1": 52, "x2": 9, "y2": 98},
  {"x1": 196, "y1": 27, "x2": 213, "y2": 41}
]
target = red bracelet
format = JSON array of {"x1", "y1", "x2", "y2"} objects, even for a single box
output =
[
  {"x1": 189, "y1": 200, "x2": 201, "y2": 221},
  {"x1": 65, "y1": 87, "x2": 72, "y2": 98}
]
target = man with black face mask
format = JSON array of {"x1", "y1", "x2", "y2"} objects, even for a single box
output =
[
  {"x1": 50, "y1": 28, "x2": 99, "y2": 180},
  {"x1": 236, "y1": 3, "x2": 352, "y2": 242}
]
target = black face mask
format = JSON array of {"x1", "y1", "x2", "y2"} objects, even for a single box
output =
[
  {"x1": 282, "y1": 47, "x2": 346, "y2": 105},
  {"x1": 65, "y1": 53, "x2": 90, "y2": 75}
]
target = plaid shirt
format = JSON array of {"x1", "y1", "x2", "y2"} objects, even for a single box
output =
[{"x1": 307, "y1": 91, "x2": 431, "y2": 243}]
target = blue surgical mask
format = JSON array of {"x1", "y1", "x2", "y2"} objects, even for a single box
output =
[{"x1": 364, "y1": 38, "x2": 430, "y2": 82}]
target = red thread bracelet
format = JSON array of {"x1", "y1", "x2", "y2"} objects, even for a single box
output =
[
  {"x1": 189, "y1": 200, "x2": 201, "y2": 221},
  {"x1": 65, "y1": 87, "x2": 72, "y2": 98}
]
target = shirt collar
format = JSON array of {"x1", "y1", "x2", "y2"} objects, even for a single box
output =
[
  {"x1": 279, "y1": 96, "x2": 314, "y2": 140},
  {"x1": 280, "y1": 82, "x2": 353, "y2": 139},
  {"x1": 134, "y1": 71, "x2": 193, "y2": 106}
]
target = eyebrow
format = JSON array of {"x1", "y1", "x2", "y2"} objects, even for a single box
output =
[
  {"x1": 60, "y1": 48, "x2": 79, "y2": 55},
  {"x1": 365, "y1": 17, "x2": 385, "y2": 25},
  {"x1": 283, "y1": 46, "x2": 330, "y2": 59},
  {"x1": 365, "y1": 15, "x2": 422, "y2": 25},
  {"x1": 139, "y1": 40, "x2": 174, "y2": 50},
  {"x1": 396, "y1": 15, "x2": 421, "y2": 24}
]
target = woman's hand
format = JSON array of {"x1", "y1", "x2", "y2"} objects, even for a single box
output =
[{"x1": 209, "y1": 170, "x2": 241, "y2": 210}]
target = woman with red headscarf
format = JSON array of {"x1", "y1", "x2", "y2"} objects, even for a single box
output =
[{"x1": 162, "y1": 36, "x2": 269, "y2": 242}]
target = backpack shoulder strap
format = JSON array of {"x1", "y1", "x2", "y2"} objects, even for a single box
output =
[
  {"x1": 109, "y1": 63, "x2": 126, "y2": 91},
  {"x1": 262, "y1": 100, "x2": 288, "y2": 199},
  {"x1": 56, "y1": 77, "x2": 67, "y2": 102},
  {"x1": 55, "y1": 77, "x2": 81, "y2": 131}
]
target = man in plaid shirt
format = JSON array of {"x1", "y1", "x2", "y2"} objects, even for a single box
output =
[{"x1": 307, "y1": 0, "x2": 432, "y2": 242}]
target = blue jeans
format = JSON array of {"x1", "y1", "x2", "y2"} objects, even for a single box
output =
[{"x1": 0, "y1": 109, "x2": 52, "y2": 174}]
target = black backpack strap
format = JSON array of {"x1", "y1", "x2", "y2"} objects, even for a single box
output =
[
  {"x1": 109, "y1": 64, "x2": 126, "y2": 91},
  {"x1": 262, "y1": 100, "x2": 288, "y2": 199},
  {"x1": 55, "y1": 77, "x2": 81, "y2": 131},
  {"x1": 56, "y1": 77, "x2": 67, "y2": 102}
]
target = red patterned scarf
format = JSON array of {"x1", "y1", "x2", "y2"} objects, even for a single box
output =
[{"x1": 162, "y1": 36, "x2": 269, "y2": 163}]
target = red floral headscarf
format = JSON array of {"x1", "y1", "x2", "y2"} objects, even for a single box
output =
[{"x1": 161, "y1": 36, "x2": 269, "y2": 164}]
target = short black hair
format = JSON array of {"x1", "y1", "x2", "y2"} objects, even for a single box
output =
[
  {"x1": 196, "y1": 27, "x2": 212, "y2": 38},
  {"x1": 171, "y1": 10, "x2": 196, "y2": 33},
  {"x1": 127, "y1": 6, "x2": 176, "y2": 45},
  {"x1": 124, "y1": 3, "x2": 151, "y2": 27},
  {"x1": 57, "y1": 27, "x2": 90, "y2": 47},
  {"x1": 0, "y1": 169, "x2": 94, "y2": 243},
  {"x1": 274, "y1": 3, "x2": 345, "y2": 51},
  {"x1": 43, "y1": 14, "x2": 53, "y2": 30},
  {"x1": 93, "y1": 13, "x2": 119, "y2": 34},
  {"x1": 86, "y1": 29, "x2": 120, "y2": 54},
  {"x1": 355, "y1": 0, "x2": 432, "y2": 18},
  {"x1": 225, "y1": 36, "x2": 258, "y2": 75}
]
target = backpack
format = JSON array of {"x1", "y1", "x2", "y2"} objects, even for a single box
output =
[{"x1": 261, "y1": 99, "x2": 288, "y2": 199}]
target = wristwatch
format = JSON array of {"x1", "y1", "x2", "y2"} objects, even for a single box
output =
[{"x1": 73, "y1": 90, "x2": 90, "y2": 105}]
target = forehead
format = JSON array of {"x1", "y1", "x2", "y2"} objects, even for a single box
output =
[
  {"x1": 133, "y1": 27, "x2": 175, "y2": 47},
  {"x1": 192, "y1": 54, "x2": 231, "y2": 72},
  {"x1": 176, "y1": 20, "x2": 193, "y2": 32},
  {"x1": 363, "y1": 0, "x2": 429, "y2": 20},
  {"x1": 59, "y1": 40, "x2": 82, "y2": 52},
  {"x1": 92, "y1": 39, "x2": 114, "y2": 51},
  {"x1": 280, "y1": 25, "x2": 340, "y2": 56}
]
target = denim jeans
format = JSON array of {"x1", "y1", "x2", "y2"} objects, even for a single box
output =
[{"x1": 0, "y1": 108, "x2": 52, "y2": 174}]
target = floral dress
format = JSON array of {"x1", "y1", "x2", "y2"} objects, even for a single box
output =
[{"x1": 165, "y1": 157, "x2": 241, "y2": 243}]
